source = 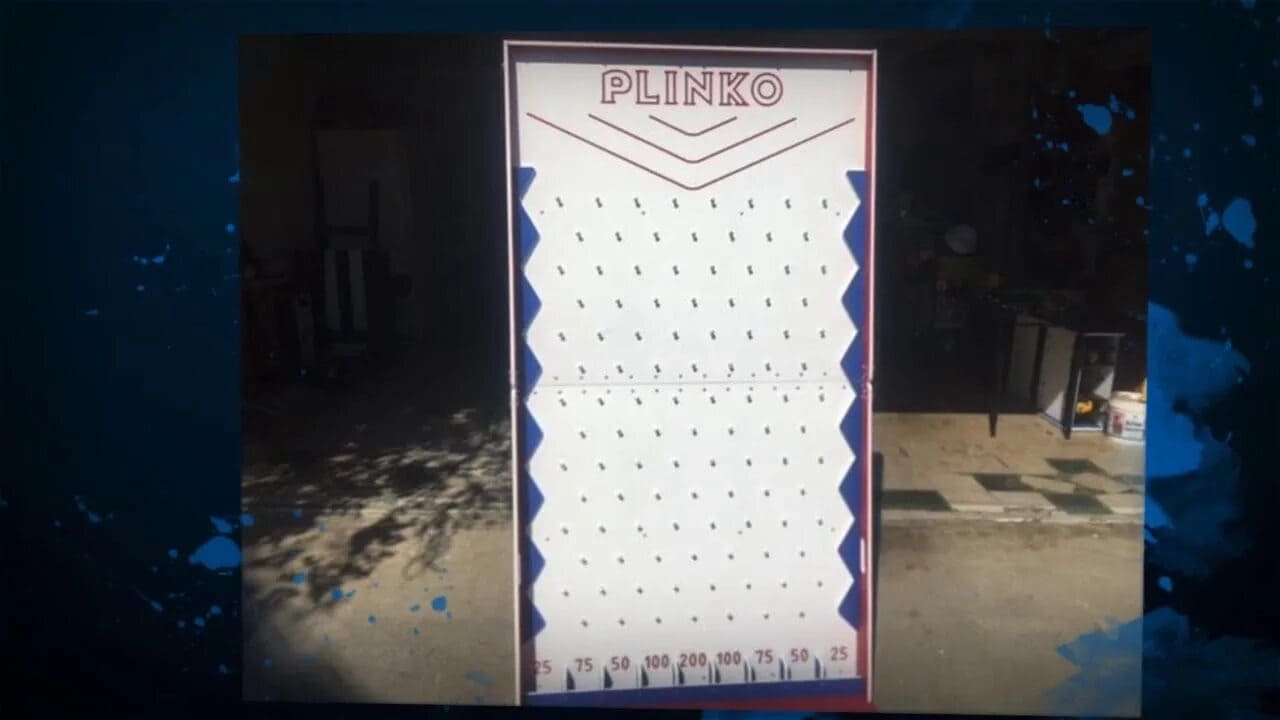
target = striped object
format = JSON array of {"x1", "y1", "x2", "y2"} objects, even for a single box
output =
[{"x1": 323, "y1": 249, "x2": 371, "y2": 338}]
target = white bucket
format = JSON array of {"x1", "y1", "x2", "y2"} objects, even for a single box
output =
[{"x1": 1107, "y1": 392, "x2": 1146, "y2": 443}]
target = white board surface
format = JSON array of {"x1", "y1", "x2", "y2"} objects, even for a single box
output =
[{"x1": 506, "y1": 41, "x2": 876, "y2": 709}]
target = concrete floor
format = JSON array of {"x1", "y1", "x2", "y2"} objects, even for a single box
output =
[
  {"x1": 243, "y1": 514, "x2": 514, "y2": 705},
  {"x1": 241, "y1": 365, "x2": 1143, "y2": 713},
  {"x1": 873, "y1": 520, "x2": 1142, "y2": 717}
]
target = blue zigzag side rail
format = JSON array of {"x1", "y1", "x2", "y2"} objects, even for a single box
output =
[
  {"x1": 515, "y1": 167, "x2": 547, "y2": 680},
  {"x1": 838, "y1": 169, "x2": 870, "y2": 649}
]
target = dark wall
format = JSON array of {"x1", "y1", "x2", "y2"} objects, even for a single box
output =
[
  {"x1": 240, "y1": 35, "x2": 509, "y2": 378},
  {"x1": 239, "y1": 30, "x2": 1149, "y2": 391}
]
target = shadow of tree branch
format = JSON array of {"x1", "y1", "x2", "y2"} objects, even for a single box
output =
[{"x1": 242, "y1": 356, "x2": 511, "y2": 613}]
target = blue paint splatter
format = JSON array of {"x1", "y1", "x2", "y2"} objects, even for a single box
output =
[
  {"x1": 1067, "y1": 89, "x2": 1077, "y2": 99},
  {"x1": 1144, "y1": 307, "x2": 1252, "y2": 579},
  {"x1": 1136, "y1": 196, "x2": 1147, "y2": 208},
  {"x1": 85, "y1": 309, "x2": 100, "y2": 317},
  {"x1": 1136, "y1": 609, "x2": 1274, "y2": 718},
  {"x1": 412, "y1": 628, "x2": 421, "y2": 636},
  {"x1": 368, "y1": 615, "x2": 377, "y2": 624},
  {"x1": 137, "y1": 590, "x2": 164, "y2": 613},
  {"x1": 1124, "y1": 108, "x2": 1135, "y2": 120},
  {"x1": 1046, "y1": 616, "x2": 1142, "y2": 715},
  {"x1": 1192, "y1": 122, "x2": 1200, "y2": 132},
  {"x1": 1205, "y1": 211, "x2": 1221, "y2": 236},
  {"x1": 330, "y1": 588, "x2": 345, "y2": 601},
  {"x1": 1185, "y1": 253, "x2": 1198, "y2": 267},
  {"x1": 75, "y1": 498, "x2": 102, "y2": 524},
  {"x1": 209, "y1": 605, "x2": 222, "y2": 616},
  {"x1": 225, "y1": 223, "x2": 237, "y2": 234},
  {"x1": 177, "y1": 620, "x2": 186, "y2": 629},
  {"x1": 240, "y1": 513, "x2": 254, "y2": 527},
  {"x1": 1122, "y1": 168, "x2": 1134, "y2": 177},
  {"x1": 188, "y1": 537, "x2": 242, "y2": 571},
  {"x1": 1158, "y1": 576, "x2": 1173, "y2": 592},
  {"x1": 167, "y1": 548, "x2": 178, "y2": 559},
  {"x1": 1222, "y1": 198, "x2": 1257, "y2": 248},
  {"x1": 1058, "y1": 141, "x2": 1069, "y2": 151},
  {"x1": 136, "y1": 285, "x2": 145, "y2": 292},
  {"x1": 1241, "y1": 134, "x2": 1257, "y2": 147},
  {"x1": 1197, "y1": 193, "x2": 1210, "y2": 208},
  {"x1": 410, "y1": 603, "x2": 422, "y2": 613},
  {"x1": 1033, "y1": 177, "x2": 1042, "y2": 189},
  {"x1": 1182, "y1": 148, "x2": 1192, "y2": 159},
  {"x1": 292, "y1": 508, "x2": 303, "y2": 519},
  {"x1": 431, "y1": 595, "x2": 448, "y2": 613},
  {"x1": 194, "y1": 617, "x2": 206, "y2": 628},
  {"x1": 1244, "y1": 259, "x2": 1254, "y2": 270},
  {"x1": 465, "y1": 671, "x2": 494, "y2": 688},
  {"x1": 1146, "y1": 303, "x2": 1251, "y2": 479},
  {"x1": 1060, "y1": 198, "x2": 1072, "y2": 206},
  {"x1": 345, "y1": 589, "x2": 357, "y2": 599},
  {"x1": 1249, "y1": 84, "x2": 1263, "y2": 108},
  {"x1": 1077, "y1": 104, "x2": 1112, "y2": 135},
  {"x1": 1031, "y1": 105, "x2": 1038, "y2": 120},
  {"x1": 152, "y1": 255, "x2": 166, "y2": 265},
  {"x1": 1108, "y1": 94, "x2": 1121, "y2": 112},
  {"x1": 210, "y1": 516, "x2": 233, "y2": 534},
  {"x1": 291, "y1": 573, "x2": 307, "y2": 586}
]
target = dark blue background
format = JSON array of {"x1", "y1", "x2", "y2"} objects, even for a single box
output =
[{"x1": 3, "y1": 1, "x2": 1277, "y2": 717}]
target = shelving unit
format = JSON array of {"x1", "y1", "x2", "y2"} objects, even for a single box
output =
[
  {"x1": 1059, "y1": 333, "x2": 1123, "y2": 438},
  {"x1": 1004, "y1": 315, "x2": 1122, "y2": 439}
]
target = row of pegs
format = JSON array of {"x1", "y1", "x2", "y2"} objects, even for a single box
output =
[
  {"x1": 553, "y1": 452, "x2": 835, "y2": 472},
  {"x1": 549, "y1": 296, "x2": 826, "y2": 313},
  {"x1": 544, "y1": 195, "x2": 840, "y2": 212},
  {"x1": 551, "y1": 261, "x2": 836, "y2": 276},
  {"x1": 553, "y1": 327, "x2": 835, "y2": 343},
  {"x1": 562, "y1": 229, "x2": 825, "y2": 244},
  {"x1": 554, "y1": 574, "x2": 831, "y2": 601},
  {"x1": 545, "y1": 383, "x2": 844, "y2": 401}
]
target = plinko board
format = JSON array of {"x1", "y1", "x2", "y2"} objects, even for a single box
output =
[{"x1": 505, "y1": 40, "x2": 876, "y2": 710}]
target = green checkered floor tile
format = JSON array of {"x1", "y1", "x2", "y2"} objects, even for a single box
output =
[
  {"x1": 1046, "y1": 458, "x2": 1107, "y2": 475},
  {"x1": 882, "y1": 490, "x2": 952, "y2": 512},
  {"x1": 1043, "y1": 492, "x2": 1113, "y2": 515},
  {"x1": 973, "y1": 473, "x2": 1032, "y2": 492}
]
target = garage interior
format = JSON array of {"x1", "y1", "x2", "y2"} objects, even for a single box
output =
[{"x1": 239, "y1": 30, "x2": 1147, "y2": 713}]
